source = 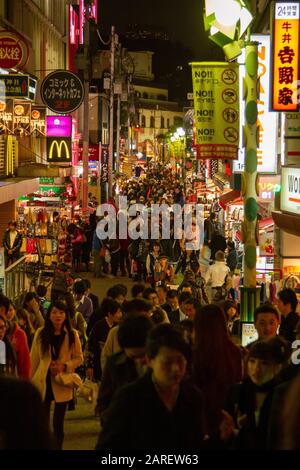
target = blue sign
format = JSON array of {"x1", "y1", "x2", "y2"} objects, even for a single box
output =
[{"x1": 0, "y1": 74, "x2": 29, "y2": 98}]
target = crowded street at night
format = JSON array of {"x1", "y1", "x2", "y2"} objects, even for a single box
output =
[{"x1": 1, "y1": 0, "x2": 300, "y2": 464}]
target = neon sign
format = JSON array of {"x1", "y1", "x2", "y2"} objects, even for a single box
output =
[
  {"x1": 79, "y1": 0, "x2": 98, "y2": 44},
  {"x1": 47, "y1": 137, "x2": 71, "y2": 162}
]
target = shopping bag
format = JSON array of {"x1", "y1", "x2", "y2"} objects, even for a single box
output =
[{"x1": 77, "y1": 379, "x2": 99, "y2": 405}]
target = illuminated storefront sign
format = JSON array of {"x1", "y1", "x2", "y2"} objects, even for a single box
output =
[
  {"x1": 79, "y1": 0, "x2": 98, "y2": 44},
  {"x1": 47, "y1": 137, "x2": 71, "y2": 163},
  {"x1": 0, "y1": 75, "x2": 29, "y2": 98},
  {"x1": 233, "y1": 35, "x2": 278, "y2": 173},
  {"x1": 41, "y1": 70, "x2": 84, "y2": 114},
  {"x1": 258, "y1": 176, "x2": 281, "y2": 201},
  {"x1": 46, "y1": 116, "x2": 72, "y2": 137},
  {"x1": 13, "y1": 100, "x2": 31, "y2": 135},
  {"x1": 271, "y1": 2, "x2": 300, "y2": 111},
  {"x1": 0, "y1": 30, "x2": 29, "y2": 70},
  {"x1": 30, "y1": 105, "x2": 46, "y2": 136},
  {"x1": 281, "y1": 166, "x2": 300, "y2": 214}
]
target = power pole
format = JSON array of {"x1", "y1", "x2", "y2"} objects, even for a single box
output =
[
  {"x1": 82, "y1": 4, "x2": 90, "y2": 217},
  {"x1": 108, "y1": 25, "x2": 115, "y2": 199},
  {"x1": 116, "y1": 90, "x2": 121, "y2": 174}
]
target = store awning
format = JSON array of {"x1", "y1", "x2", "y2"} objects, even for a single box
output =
[
  {"x1": 219, "y1": 189, "x2": 241, "y2": 209},
  {"x1": 0, "y1": 178, "x2": 39, "y2": 205},
  {"x1": 272, "y1": 210, "x2": 300, "y2": 237}
]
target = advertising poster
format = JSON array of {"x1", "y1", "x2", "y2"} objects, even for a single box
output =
[{"x1": 191, "y1": 62, "x2": 239, "y2": 159}]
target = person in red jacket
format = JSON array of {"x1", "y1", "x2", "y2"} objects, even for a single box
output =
[{"x1": 7, "y1": 301, "x2": 31, "y2": 379}]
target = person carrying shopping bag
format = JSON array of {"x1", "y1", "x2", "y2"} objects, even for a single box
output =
[{"x1": 30, "y1": 300, "x2": 83, "y2": 449}]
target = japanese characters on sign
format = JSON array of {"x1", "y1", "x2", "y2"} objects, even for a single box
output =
[
  {"x1": 78, "y1": 144, "x2": 100, "y2": 161},
  {"x1": 0, "y1": 75, "x2": 29, "y2": 98},
  {"x1": 0, "y1": 99, "x2": 13, "y2": 133},
  {"x1": 0, "y1": 30, "x2": 29, "y2": 70},
  {"x1": 46, "y1": 116, "x2": 72, "y2": 137},
  {"x1": 13, "y1": 100, "x2": 31, "y2": 135},
  {"x1": 100, "y1": 145, "x2": 109, "y2": 183},
  {"x1": 271, "y1": 2, "x2": 300, "y2": 111},
  {"x1": 41, "y1": 70, "x2": 84, "y2": 114},
  {"x1": 30, "y1": 106, "x2": 46, "y2": 136},
  {"x1": 191, "y1": 62, "x2": 239, "y2": 159}
]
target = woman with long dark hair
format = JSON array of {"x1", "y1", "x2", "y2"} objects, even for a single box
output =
[
  {"x1": 7, "y1": 301, "x2": 31, "y2": 379},
  {"x1": 58, "y1": 292, "x2": 87, "y2": 347},
  {"x1": 193, "y1": 304, "x2": 242, "y2": 439},
  {"x1": 0, "y1": 314, "x2": 17, "y2": 376},
  {"x1": 30, "y1": 300, "x2": 83, "y2": 449}
]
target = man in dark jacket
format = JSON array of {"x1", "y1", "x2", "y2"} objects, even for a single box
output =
[
  {"x1": 277, "y1": 289, "x2": 299, "y2": 343},
  {"x1": 2, "y1": 221, "x2": 22, "y2": 268},
  {"x1": 98, "y1": 315, "x2": 153, "y2": 420},
  {"x1": 96, "y1": 324, "x2": 204, "y2": 451}
]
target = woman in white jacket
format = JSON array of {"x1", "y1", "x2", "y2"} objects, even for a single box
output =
[{"x1": 30, "y1": 300, "x2": 83, "y2": 449}]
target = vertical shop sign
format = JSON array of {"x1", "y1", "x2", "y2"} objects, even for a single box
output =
[
  {"x1": 100, "y1": 144, "x2": 109, "y2": 183},
  {"x1": 79, "y1": 0, "x2": 98, "y2": 44},
  {"x1": 13, "y1": 100, "x2": 31, "y2": 135},
  {"x1": 191, "y1": 62, "x2": 239, "y2": 159},
  {"x1": 271, "y1": 2, "x2": 300, "y2": 111},
  {"x1": 30, "y1": 105, "x2": 46, "y2": 136},
  {"x1": 0, "y1": 99, "x2": 13, "y2": 133}
]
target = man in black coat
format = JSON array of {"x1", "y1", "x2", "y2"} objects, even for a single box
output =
[
  {"x1": 96, "y1": 324, "x2": 204, "y2": 451},
  {"x1": 277, "y1": 289, "x2": 299, "y2": 343},
  {"x1": 2, "y1": 221, "x2": 22, "y2": 268}
]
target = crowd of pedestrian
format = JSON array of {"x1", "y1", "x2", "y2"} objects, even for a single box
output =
[{"x1": 2, "y1": 163, "x2": 300, "y2": 452}]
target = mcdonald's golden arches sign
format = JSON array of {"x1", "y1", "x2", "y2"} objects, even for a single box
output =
[{"x1": 47, "y1": 137, "x2": 71, "y2": 162}]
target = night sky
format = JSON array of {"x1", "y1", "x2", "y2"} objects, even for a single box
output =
[{"x1": 99, "y1": 0, "x2": 223, "y2": 61}]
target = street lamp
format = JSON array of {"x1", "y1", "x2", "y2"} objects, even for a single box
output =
[{"x1": 203, "y1": 0, "x2": 260, "y2": 323}]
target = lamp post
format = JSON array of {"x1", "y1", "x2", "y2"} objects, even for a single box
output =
[{"x1": 203, "y1": 0, "x2": 260, "y2": 322}]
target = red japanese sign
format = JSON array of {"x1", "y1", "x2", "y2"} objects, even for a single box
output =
[
  {"x1": 0, "y1": 30, "x2": 29, "y2": 70},
  {"x1": 271, "y1": 2, "x2": 300, "y2": 111}
]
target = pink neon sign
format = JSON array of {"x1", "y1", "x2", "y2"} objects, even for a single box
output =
[
  {"x1": 46, "y1": 116, "x2": 72, "y2": 137},
  {"x1": 79, "y1": 0, "x2": 98, "y2": 44}
]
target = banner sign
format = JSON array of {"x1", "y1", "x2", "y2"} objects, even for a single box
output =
[
  {"x1": 13, "y1": 100, "x2": 31, "y2": 135},
  {"x1": 281, "y1": 166, "x2": 300, "y2": 214},
  {"x1": 191, "y1": 62, "x2": 239, "y2": 159},
  {"x1": 41, "y1": 70, "x2": 84, "y2": 114},
  {"x1": 47, "y1": 137, "x2": 72, "y2": 163},
  {"x1": 0, "y1": 30, "x2": 29, "y2": 70},
  {"x1": 0, "y1": 75, "x2": 29, "y2": 98},
  {"x1": 100, "y1": 144, "x2": 109, "y2": 183},
  {"x1": 46, "y1": 115, "x2": 72, "y2": 137},
  {"x1": 271, "y1": 2, "x2": 300, "y2": 111}
]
